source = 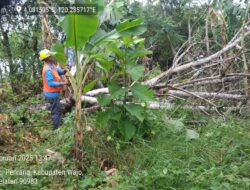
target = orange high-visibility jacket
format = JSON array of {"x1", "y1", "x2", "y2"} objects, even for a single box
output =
[{"x1": 42, "y1": 64, "x2": 63, "y2": 93}]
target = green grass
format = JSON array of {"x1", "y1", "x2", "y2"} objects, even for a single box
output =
[
  {"x1": 0, "y1": 107, "x2": 249, "y2": 190},
  {"x1": 116, "y1": 118, "x2": 250, "y2": 190}
]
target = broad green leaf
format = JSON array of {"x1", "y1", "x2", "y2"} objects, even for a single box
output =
[
  {"x1": 90, "y1": 53, "x2": 107, "y2": 59},
  {"x1": 122, "y1": 36, "x2": 132, "y2": 47},
  {"x1": 124, "y1": 104, "x2": 145, "y2": 122},
  {"x1": 89, "y1": 30, "x2": 118, "y2": 47},
  {"x1": 90, "y1": 18, "x2": 145, "y2": 48},
  {"x1": 116, "y1": 18, "x2": 146, "y2": 37},
  {"x1": 50, "y1": 43, "x2": 66, "y2": 65},
  {"x1": 134, "y1": 38, "x2": 145, "y2": 44},
  {"x1": 186, "y1": 129, "x2": 199, "y2": 140},
  {"x1": 126, "y1": 63, "x2": 144, "y2": 81},
  {"x1": 120, "y1": 119, "x2": 136, "y2": 140},
  {"x1": 108, "y1": 81, "x2": 127, "y2": 99},
  {"x1": 108, "y1": 46, "x2": 124, "y2": 59},
  {"x1": 96, "y1": 111, "x2": 110, "y2": 128},
  {"x1": 79, "y1": 177, "x2": 96, "y2": 189},
  {"x1": 91, "y1": 54, "x2": 113, "y2": 72},
  {"x1": 130, "y1": 50, "x2": 152, "y2": 59},
  {"x1": 97, "y1": 94, "x2": 111, "y2": 106},
  {"x1": 110, "y1": 7, "x2": 123, "y2": 25},
  {"x1": 131, "y1": 83, "x2": 154, "y2": 102},
  {"x1": 112, "y1": 70, "x2": 125, "y2": 77},
  {"x1": 89, "y1": 29, "x2": 108, "y2": 44},
  {"x1": 108, "y1": 106, "x2": 122, "y2": 121},
  {"x1": 83, "y1": 80, "x2": 97, "y2": 93},
  {"x1": 96, "y1": 60, "x2": 113, "y2": 73},
  {"x1": 60, "y1": 14, "x2": 98, "y2": 49}
]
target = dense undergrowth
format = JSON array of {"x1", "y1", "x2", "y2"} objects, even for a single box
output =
[{"x1": 0, "y1": 96, "x2": 249, "y2": 190}]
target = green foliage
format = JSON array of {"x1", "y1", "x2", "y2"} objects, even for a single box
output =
[
  {"x1": 104, "y1": 112, "x2": 250, "y2": 190},
  {"x1": 49, "y1": 4, "x2": 151, "y2": 162},
  {"x1": 124, "y1": 104, "x2": 144, "y2": 122},
  {"x1": 1, "y1": 1, "x2": 249, "y2": 190},
  {"x1": 96, "y1": 35, "x2": 153, "y2": 141},
  {"x1": 128, "y1": 0, "x2": 188, "y2": 69},
  {"x1": 165, "y1": 118, "x2": 185, "y2": 132},
  {"x1": 50, "y1": 43, "x2": 67, "y2": 65},
  {"x1": 48, "y1": 6, "x2": 153, "y2": 143},
  {"x1": 88, "y1": 18, "x2": 146, "y2": 48},
  {"x1": 120, "y1": 118, "x2": 137, "y2": 141},
  {"x1": 116, "y1": 18, "x2": 146, "y2": 37},
  {"x1": 8, "y1": 105, "x2": 50, "y2": 130},
  {"x1": 83, "y1": 80, "x2": 98, "y2": 93},
  {"x1": 79, "y1": 172, "x2": 106, "y2": 189},
  {"x1": 9, "y1": 106, "x2": 27, "y2": 127},
  {"x1": 60, "y1": 14, "x2": 99, "y2": 49},
  {"x1": 126, "y1": 62, "x2": 144, "y2": 81},
  {"x1": 1, "y1": 105, "x2": 250, "y2": 189},
  {"x1": 108, "y1": 81, "x2": 127, "y2": 99},
  {"x1": 50, "y1": 7, "x2": 152, "y2": 161},
  {"x1": 130, "y1": 83, "x2": 154, "y2": 102},
  {"x1": 100, "y1": 0, "x2": 126, "y2": 25},
  {"x1": 91, "y1": 54, "x2": 114, "y2": 73}
]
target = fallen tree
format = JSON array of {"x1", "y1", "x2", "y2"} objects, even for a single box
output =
[
  {"x1": 34, "y1": 13, "x2": 249, "y2": 114},
  {"x1": 144, "y1": 30, "x2": 250, "y2": 86},
  {"x1": 72, "y1": 19, "x2": 250, "y2": 113}
]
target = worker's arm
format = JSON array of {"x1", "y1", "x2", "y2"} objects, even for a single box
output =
[
  {"x1": 56, "y1": 67, "x2": 66, "y2": 75},
  {"x1": 46, "y1": 69, "x2": 63, "y2": 87}
]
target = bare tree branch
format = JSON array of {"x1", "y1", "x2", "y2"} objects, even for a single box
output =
[{"x1": 144, "y1": 31, "x2": 250, "y2": 86}]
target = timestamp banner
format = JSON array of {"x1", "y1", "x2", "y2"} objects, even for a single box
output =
[
  {"x1": 0, "y1": 4, "x2": 98, "y2": 15},
  {"x1": 0, "y1": 154, "x2": 84, "y2": 186}
]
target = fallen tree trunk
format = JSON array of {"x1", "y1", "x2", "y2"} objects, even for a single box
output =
[
  {"x1": 144, "y1": 31, "x2": 250, "y2": 86},
  {"x1": 173, "y1": 75, "x2": 247, "y2": 88},
  {"x1": 80, "y1": 82, "x2": 248, "y2": 101},
  {"x1": 26, "y1": 88, "x2": 247, "y2": 114},
  {"x1": 167, "y1": 90, "x2": 247, "y2": 100},
  {"x1": 85, "y1": 88, "x2": 109, "y2": 96},
  {"x1": 81, "y1": 96, "x2": 99, "y2": 104}
]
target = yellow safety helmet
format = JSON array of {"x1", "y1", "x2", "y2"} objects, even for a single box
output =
[{"x1": 39, "y1": 49, "x2": 51, "y2": 61}]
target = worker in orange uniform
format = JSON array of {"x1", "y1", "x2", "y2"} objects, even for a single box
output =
[{"x1": 39, "y1": 49, "x2": 68, "y2": 130}]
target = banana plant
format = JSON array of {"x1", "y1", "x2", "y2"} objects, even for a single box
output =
[{"x1": 49, "y1": 7, "x2": 147, "y2": 160}]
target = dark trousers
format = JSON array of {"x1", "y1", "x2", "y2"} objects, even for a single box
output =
[{"x1": 46, "y1": 97, "x2": 61, "y2": 130}]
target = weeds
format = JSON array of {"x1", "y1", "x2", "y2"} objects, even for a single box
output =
[{"x1": 0, "y1": 104, "x2": 249, "y2": 189}]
